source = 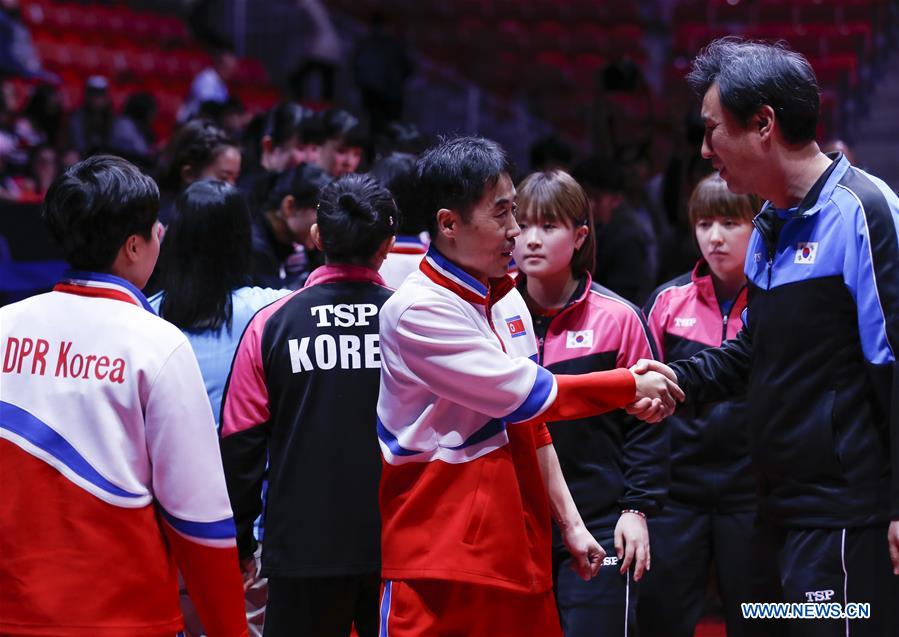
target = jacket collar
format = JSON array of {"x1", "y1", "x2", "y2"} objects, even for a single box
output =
[
  {"x1": 420, "y1": 246, "x2": 516, "y2": 306},
  {"x1": 690, "y1": 258, "x2": 748, "y2": 309},
  {"x1": 53, "y1": 270, "x2": 155, "y2": 313},
  {"x1": 516, "y1": 271, "x2": 592, "y2": 316},
  {"x1": 391, "y1": 234, "x2": 428, "y2": 255},
  {"x1": 760, "y1": 152, "x2": 849, "y2": 221},
  {"x1": 305, "y1": 263, "x2": 387, "y2": 288}
]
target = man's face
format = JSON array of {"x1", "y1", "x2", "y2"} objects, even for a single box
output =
[
  {"x1": 320, "y1": 139, "x2": 362, "y2": 177},
  {"x1": 449, "y1": 173, "x2": 520, "y2": 283},
  {"x1": 701, "y1": 84, "x2": 760, "y2": 195}
]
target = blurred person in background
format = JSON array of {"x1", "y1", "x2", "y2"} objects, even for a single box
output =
[
  {"x1": 319, "y1": 109, "x2": 366, "y2": 178},
  {"x1": 369, "y1": 150, "x2": 427, "y2": 288},
  {"x1": 640, "y1": 174, "x2": 759, "y2": 637},
  {"x1": 529, "y1": 136, "x2": 575, "y2": 173},
  {"x1": 67, "y1": 75, "x2": 112, "y2": 157},
  {"x1": 352, "y1": 11, "x2": 413, "y2": 136},
  {"x1": 250, "y1": 162, "x2": 332, "y2": 289},
  {"x1": 17, "y1": 82, "x2": 65, "y2": 150},
  {"x1": 572, "y1": 157, "x2": 656, "y2": 305},
  {"x1": 109, "y1": 92, "x2": 158, "y2": 169},
  {"x1": 158, "y1": 119, "x2": 241, "y2": 224},
  {"x1": 179, "y1": 40, "x2": 237, "y2": 124},
  {"x1": 0, "y1": 0, "x2": 54, "y2": 81}
]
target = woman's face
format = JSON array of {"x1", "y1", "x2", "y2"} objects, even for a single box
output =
[
  {"x1": 198, "y1": 146, "x2": 242, "y2": 186},
  {"x1": 513, "y1": 213, "x2": 587, "y2": 281},
  {"x1": 694, "y1": 215, "x2": 753, "y2": 284}
]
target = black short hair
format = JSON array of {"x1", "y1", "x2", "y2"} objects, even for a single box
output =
[
  {"x1": 321, "y1": 109, "x2": 367, "y2": 148},
  {"x1": 416, "y1": 136, "x2": 513, "y2": 236},
  {"x1": 370, "y1": 152, "x2": 421, "y2": 234},
  {"x1": 157, "y1": 180, "x2": 251, "y2": 331},
  {"x1": 266, "y1": 163, "x2": 332, "y2": 211},
  {"x1": 316, "y1": 174, "x2": 398, "y2": 263},
  {"x1": 42, "y1": 155, "x2": 159, "y2": 271},
  {"x1": 687, "y1": 37, "x2": 819, "y2": 144},
  {"x1": 265, "y1": 101, "x2": 308, "y2": 147}
]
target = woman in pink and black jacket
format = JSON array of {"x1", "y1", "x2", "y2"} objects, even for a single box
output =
[
  {"x1": 513, "y1": 170, "x2": 668, "y2": 637},
  {"x1": 639, "y1": 174, "x2": 759, "y2": 637}
]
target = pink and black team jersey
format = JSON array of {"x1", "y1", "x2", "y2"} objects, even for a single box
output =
[
  {"x1": 521, "y1": 274, "x2": 668, "y2": 536},
  {"x1": 220, "y1": 264, "x2": 393, "y2": 578},
  {"x1": 644, "y1": 260, "x2": 754, "y2": 511}
]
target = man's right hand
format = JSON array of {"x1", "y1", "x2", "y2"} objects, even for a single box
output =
[{"x1": 627, "y1": 359, "x2": 684, "y2": 423}]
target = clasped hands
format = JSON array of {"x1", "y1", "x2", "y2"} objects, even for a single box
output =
[{"x1": 627, "y1": 359, "x2": 684, "y2": 423}]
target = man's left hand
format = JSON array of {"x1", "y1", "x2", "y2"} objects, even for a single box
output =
[{"x1": 562, "y1": 522, "x2": 605, "y2": 581}]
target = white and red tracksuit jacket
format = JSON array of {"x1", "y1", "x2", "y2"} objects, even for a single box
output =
[
  {"x1": 0, "y1": 272, "x2": 247, "y2": 637},
  {"x1": 376, "y1": 248, "x2": 636, "y2": 593}
]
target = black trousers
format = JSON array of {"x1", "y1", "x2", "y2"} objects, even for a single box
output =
[
  {"x1": 766, "y1": 525, "x2": 899, "y2": 637},
  {"x1": 554, "y1": 528, "x2": 639, "y2": 637},
  {"x1": 263, "y1": 573, "x2": 381, "y2": 637},
  {"x1": 638, "y1": 502, "x2": 763, "y2": 637}
]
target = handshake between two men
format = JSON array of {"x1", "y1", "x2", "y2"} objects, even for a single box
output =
[{"x1": 627, "y1": 360, "x2": 684, "y2": 423}]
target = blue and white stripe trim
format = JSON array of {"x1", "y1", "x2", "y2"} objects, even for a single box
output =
[
  {"x1": 160, "y1": 507, "x2": 237, "y2": 547},
  {"x1": 505, "y1": 365, "x2": 557, "y2": 423},
  {"x1": 379, "y1": 580, "x2": 393, "y2": 637},
  {"x1": 425, "y1": 247, "x2": 488, "y2": 300},
  {"x1": 0, "y1": 400, "x2": 152, "y2": 507},
  {"x1": 62, "y1": 270, "x2": 156, "y2": 313}
]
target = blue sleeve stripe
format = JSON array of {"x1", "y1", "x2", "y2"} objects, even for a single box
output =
[
  {"x1": 837, "y1": 178, "x2": 899, "y2": 364},
  {"x1": 160, "y1": 507, "x2": 237, "y2": 540},
  {"x1": 447, "y1": 418, "x2": 507, "y2": 450},
  {"x1": 505, "y1": 364, "x2": 555, "y2": 423},
  {"x1": 0, "y1": 400, "x2": 144, "y2": 499},
  {"x1": 376, "y1": 417, "x2": 422, "y2": 456},
  {"x1": 380, "y1": 580, "x2": 393, "y2": 637}
]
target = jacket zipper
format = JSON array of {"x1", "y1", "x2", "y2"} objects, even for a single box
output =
[
  {"x1": 752, "y1": 215, "x2": 778, "y2": 291},
  {"x1": 720, "y1": 284, "x2": 747, "y2": 344}
]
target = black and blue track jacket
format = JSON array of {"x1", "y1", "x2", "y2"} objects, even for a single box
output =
[{"x1": 671, "y1": 154, "x2": 899, "y2": 528}]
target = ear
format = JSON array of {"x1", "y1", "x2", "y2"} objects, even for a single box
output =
[
  {"x1": 573, "y1": 223, "x2": 589, "y2": 249},
  {"x1": 309, "y1": 223, "x2": 323, "y2": 251},
  {"x1": 279, "y1": 194, "x2": 296, "y2": 218},
  {"x1": 180, "y1": 164, "x2": 195, "y2": 185},
  {"x1": 261, "y1": 135, "x2": 274, "y2": 154},
  {"x1": 756, "y1": 105, "x2": 776, "y2": 140},
  {"x1": 122, "y1": 233, "x2": 142, "y2": 264},
  {"x1": 435, "y1": 208, "x2": 459, "y2": 239}
]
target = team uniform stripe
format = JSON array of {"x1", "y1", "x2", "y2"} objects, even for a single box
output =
[
  {"x1": 377, "y1": 417, "x2": 423, "y2": 457},
  {"x1": 379, "y1": 580, "x2": 392, "y2": 637},
  {"x1": 505, "y1": 365, "x2": 556, "y2": 423},
  {"x1": 447, "y1": 418, "x2": 506, "y2": 450},
  {"x1": 424, "y1": 248, "x2": 488, "y2": 298},
  {"x1": 0, "y1": 400, "x2": 145, "y2": 499},
  {"x1": 57, "y1": 270, "x2": 156, "y2": 313},
  {"x1": 159, "y1": 506, "x2": 237, "y2": 540}
]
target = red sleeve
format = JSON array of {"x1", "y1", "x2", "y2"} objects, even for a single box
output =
[
  {"x1": 534, "y1": 422, "x2": 553, "y2": 447},
  {"x1": 519, "y1": 368, "x2": 636, "y2": 426}
]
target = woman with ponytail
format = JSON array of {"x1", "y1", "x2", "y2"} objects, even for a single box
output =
[{"x1": 219, "y1": 174, "x2": 398, "y2": 637}]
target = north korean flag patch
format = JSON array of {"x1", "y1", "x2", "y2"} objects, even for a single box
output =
[{"x1": 506, "y1": 315, "x2": 527, "y2": 338}]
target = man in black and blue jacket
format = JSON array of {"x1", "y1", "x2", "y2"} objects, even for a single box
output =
[{"x1": 631, "y1": 38, "x2": 899, "y2": 636}]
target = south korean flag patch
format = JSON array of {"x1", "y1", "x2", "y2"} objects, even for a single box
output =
[
  {"x1": 566, "y1": 329, "x2": 593, "y2": 349},
  {"x1": 795, "y1": 242, "x2": 818, "y2": 264}
]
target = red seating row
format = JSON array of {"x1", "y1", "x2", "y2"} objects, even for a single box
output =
[
  {"x1": 673, "y1": 0, "x2": 888, "y2": 29},
  {"x1": 674, "y1": 22, "x2": 874, "y2": 61},
  {"x1": 23, "y1": 0, "x2": 190, "y2": 44}
]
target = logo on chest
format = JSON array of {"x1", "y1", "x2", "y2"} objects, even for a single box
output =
[
  {"x1": 505, "y1": 315, "x2": 527, "y2": 338},
  {"x1": 794, "y1": 242, "x2": 818, "y2": 264},
  {"x1": 565, "y1": 330, "x2": 593, "y2": 349},
  {"x1": 674, "y1": 317, "x2": 697, "y2": 328}
]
